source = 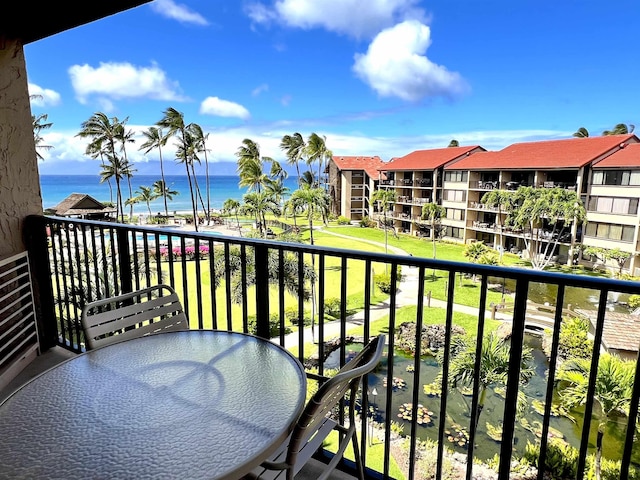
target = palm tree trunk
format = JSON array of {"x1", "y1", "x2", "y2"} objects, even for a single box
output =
[
  {"x1": 204, "y1": 151, "x2": 211, "y2": 225},
  {"x1": 158, "y1": 147, "x2": 169, "y2": 217},
  {"x1": 185, "y1": 164, "x2": 198, "y2": 232},
  {"x1": 235, "y1": 213, "x2": 242, "y2": 237},
  {"x1": 127, "y1": 177, "x2": 134, "y2": 221},
  {"x1": 595, "y1": 429, "x2": 603, "y2": 480}
]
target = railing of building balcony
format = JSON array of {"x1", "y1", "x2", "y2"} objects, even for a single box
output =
[
  {"x1": 413, "y1": 179, "x2": 433, "y2": 187},
  {"x1": 22, "y1": 215, "x2": 640, "y2": 480}
]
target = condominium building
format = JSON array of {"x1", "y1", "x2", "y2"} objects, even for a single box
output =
[
  {"x1": 333, "y1": 134, "x2": 640, "y2": 274},
  {"x1": 327, "y1": 156, "x2": 386, "y2": 221},
  {"x1": 376, "y1": 146, "x2": 486, "y2": 236}
]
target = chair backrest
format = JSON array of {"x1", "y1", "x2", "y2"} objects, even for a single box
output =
[
  {"x1": 286, "y1": 335, "x2": 385, "y2": 467},
  {"x1": 81, "y1": 284, "x2": 188, "y2": 350}
]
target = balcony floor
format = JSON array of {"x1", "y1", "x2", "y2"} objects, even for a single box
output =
[{"x1": 1, "y1": 348, "x2": 356, "y2": 480}]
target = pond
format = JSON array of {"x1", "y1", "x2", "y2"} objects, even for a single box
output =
[
  {"x1": 328, "y1": 335, "x2": 640, "y2": 467},
  {"x1": 494, "y1": 277, "x2": 631, "y2": 313}
]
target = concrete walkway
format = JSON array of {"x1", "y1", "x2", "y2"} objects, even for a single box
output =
[{"x1": 281, "y1": 229, "x2": 512, "y2": 349}]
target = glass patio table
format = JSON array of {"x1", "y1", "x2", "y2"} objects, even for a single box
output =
[{"x1": 0, "y1": 330, "x2": 307, "y2": 479}]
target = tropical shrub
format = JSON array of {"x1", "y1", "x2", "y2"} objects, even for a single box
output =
[
  {"x1": 543, "y1": 316, "x2": 593, "y2": 361},
  {"x1": 323, "y1": 297, "x2": 341, "y2": 317},
  {"x1": 336, "y1": 216, "x2": 351, "y2": 225},
  {"x1": 374, "y1": 267, "x2": 403, "y2": 294},
  {"x1": 246, "y1": 313, "x2": 291, "y2": 338}
]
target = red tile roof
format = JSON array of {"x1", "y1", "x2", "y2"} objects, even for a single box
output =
[
  {"x1": 446, "y1": 134, "x2": 637, "y2": 170},
  {"x1": 381, "y1": 146, "x2": 485, "y2": 171},
  {"x1": 331, "y1": 156, "x2": 386, "y2": 179},
  {"x1": 593, "y1": 142, "x2": 640, "y2": 168}
]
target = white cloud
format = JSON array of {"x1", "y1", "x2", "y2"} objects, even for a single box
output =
[
  {"x1": 149, "y1": 0, "x2": 208, "y2": 25},
  {"x1": 28, "y1": 83, "x2": 61, "y2": 107},
  {"x1": 199, "y1": 97, "x2": 251, "y2": 119},
  {"x1": 252, "y1": 83, "x2": 269, "y2": 96},
  {"x1": 68, "y1": 62, "x2": 185, "y2": 105},
  {"x1": 353, "y1": 20, "x2": 468, "y2": 102},
  {"x1": 246, "y1": 0, "x2": 425, "y2": 39}
]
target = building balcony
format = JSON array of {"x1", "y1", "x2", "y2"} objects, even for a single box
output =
[{"x1": 4, "y1": 216, "x2": 640, "y2": 480}]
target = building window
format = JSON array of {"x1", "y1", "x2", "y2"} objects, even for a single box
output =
[
  {"x1": 445, "y1": 208, "x2": 465, "y2": 220},
  {"x1": 585, "y1": 221, "x2": 635, "y2": 242},
  {"x1": 444, "y1": 171, "x2": 468, "y2": 182},
  {"x1": 588, "y1": 196, "x2": 639, "y2": 214},
  {"x1": 592, "y1": 170, "x2": 640, "y2": 186},
  {"x1": 444, "y1": 226, "x2": 463, "y2": 238},
  {"x1": 443, "y1": 190, "x2": 466, "y2": 202}
]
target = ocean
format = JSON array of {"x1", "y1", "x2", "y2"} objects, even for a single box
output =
[{"x1": 40, "y1": 175, "x2": 300, "y2": 214}]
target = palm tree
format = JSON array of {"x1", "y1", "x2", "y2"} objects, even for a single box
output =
[
  {"x1": 114, "y1": 118, "x2": 136, "y2": 221},
  {"x1": 157, "y1": 107, "x2": 199, "y2": 231},
  {"x1": 480, "y1": 189, "x2": 514, "y2": 262},
  {"x1": 448, "y1": 333, "x2": 533, "y2": 430},
  {"x1": 371, "y1": 188, "x2": 397, "y2": 255},
  {"x1": 421, "y1": 202, "x2": 445, "y2": 259},
  {"x1": 77, "y1": 113, "x2": 125, "y2": 221},
  {"x1": 602, "y1": 123, "x2": 635, "y2": 136},
  {"x1": 280, "y1": 133, "x2": 306, "y2": 186},
  {"x1": 189, "y1": 123, "x2": 212, "y2": 224},
  {"x1": 130, "y1": 185, "x2": 158, "y2": 216},
  {"x1": 139, "y1": 127, "x2": 170, "y2": 216},
  {"x1": 265, "y1": 177, "x2": 290, "y2": 209},
  {"x1": 289, "y1": 185, "x2": 328, "y2": 246},
  {"x1": 241, "y1": 191, "x2": 281, "y2": 237},
  {"x1": 236, "y1": 138, "x2": 272, "y2": 193},
  {"x1": 290, "y1": 185, "x2": 329, "y2": 340},
  {"x1": 32, "y1": 113, "x2": 53, "y2": 160},
  {"x1": 306, "y1": 133, "x2": 332, "y2": 190},
  {"x1": 212, "y1": 246, "x2": 315, "y2": 306},
  {"x1": 557, "y1": 354, "x2": 635, "y2": 480},
  {"x1": 222, "y1": 198, "x2": 243, "y2": 237},
  {"x1": 152, "y1": 180, "x2": 178, "y2": 211},
  {"x1": 572, "y1": 127, "x2": 589, "y2": 138},
  {"x1": 448, "y1": 139, "x2": 459, "y2": 147}
]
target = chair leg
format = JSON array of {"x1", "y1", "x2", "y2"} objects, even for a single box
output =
[{"x1": 350, "y1": 432, "x2": 365, "y2": 480}]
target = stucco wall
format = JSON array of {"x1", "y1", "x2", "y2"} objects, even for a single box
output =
[{"x1": 0, "y1": 40, "x2": 43, "y2": 259}]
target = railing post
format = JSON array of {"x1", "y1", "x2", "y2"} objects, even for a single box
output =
[
  {"x1": 254, "y1": 243, "x2": 270, "y2": 339},
  {"x1": 23, "y1": 215, "x2": 57, "y2": 350},
  {"x1": 116, "y1": 229, "x2": 133, "y2": 295}
]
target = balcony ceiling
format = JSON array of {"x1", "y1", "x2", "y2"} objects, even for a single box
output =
[{"x1": 1, "y1": 1, "x2": 152, "y2": 45}]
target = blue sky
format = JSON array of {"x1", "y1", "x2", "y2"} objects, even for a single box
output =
[{"x1": 27, "y1": 0, "x2": 640, "y2": 176}]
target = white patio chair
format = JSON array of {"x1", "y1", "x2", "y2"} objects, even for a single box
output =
[
  {"x1": 247, "y1": 335, "x2": 386, "y2": 480},
  {"x1": 81, "y1": 284, "x2": 188, "y2": 350}
]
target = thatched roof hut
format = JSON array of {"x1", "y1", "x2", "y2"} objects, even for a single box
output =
[{"x1": 47, "y1": 193, "x2": 116, "y2": 220}]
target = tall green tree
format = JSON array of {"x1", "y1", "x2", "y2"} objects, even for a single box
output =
[
  {"x1": 32, "y1": 113, "x2": 53, "y2": 160},
  {"x1": 280, "y1": 132, "x2": 306, "y2": 186},
  {"x1": 128, "y1": 185, "x2": 158, "y2": 217},
  {"x1": 306, "y1": 133, "x2": 332, "y2": 190},
  {"x1": 77, "y1": 113, "x2": 126, "y2": 222},
  {"x1": 447, "y1": 139, "x2": 459, "y2": 147},
  {"x1": 139, "y1": 127, "x2": 170, "y2": 216},
  {"x1": 222, "y1": 198, "x2": 243, "y2": 237},
  {"x1": 501, "y1": 187, "x2": 586, "y2": 270},
  {"x1": 557, "y1": 354, "x2": 635, "y2": 480},
  {"x1": 602, "y1": 123, "x2": 635, "y2": 136},
  {"x1": 480, "y1": 189, "x2": 515, "y2": 262},
  {"x1": 114, "y1": 118, "x2": 136, "y2": 221},
  {"x1": 572, "y1": 127, "x2": 590, "y2": 138},
  {"x1": 290, "y1": 185, "x2": 329, "y2": 341},
  {"x1": 157, "y1": 107, "x2": 199, "y2": 231},
  {"x1": 236, "y1": 138, "x2": 273, "y2": 193},
  {"x1": 152, "y1": 180, "x2": 178, "y2": 209},
  {"x1": 241, "y1": 191, "x2": 280, "y2": 237},
  {"x1": 421, "y1": 202, "x2": 446, "y2": 259},
  {"x1": 189, "y1": 123, "x2": 212, "y2": 225},
  {"x1": 371, "y1": 188, "x2": 397, "y2": 255}
]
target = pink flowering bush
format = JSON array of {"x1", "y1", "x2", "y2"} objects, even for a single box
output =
[{"x1": 157, "y1": 244, "x2": 209, "y2": 260}]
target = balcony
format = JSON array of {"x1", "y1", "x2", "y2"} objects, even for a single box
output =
[{"x1": 5, "y1": 215, "x2": 640, "y2": 480}]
